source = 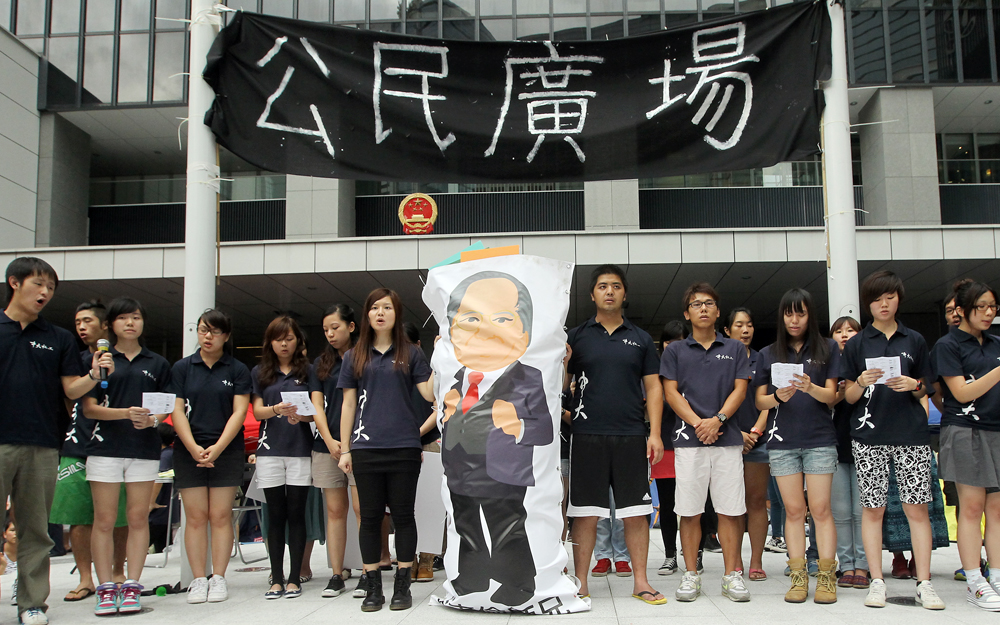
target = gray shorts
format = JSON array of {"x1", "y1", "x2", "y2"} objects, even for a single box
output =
[
  {"x1": 939, "y1": 425, "x2": 1000, "y2": 492},
  {"x1": 768, "y1": 446, "x2": 838, "y2": 477}
]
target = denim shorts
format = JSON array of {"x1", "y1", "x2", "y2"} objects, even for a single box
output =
[{"x1": 768, "y1": 446, "x2": 838, "y2": 477}]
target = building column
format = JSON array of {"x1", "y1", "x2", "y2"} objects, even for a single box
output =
[
  {"x1": 858, "y1": 87, "x2": 940, "y2": 225},
  {"x1": 286, "y1": 175, "x2": 355, "y2": 239},
  {"x1": 583, "y1": 179, "x2": 639, "y2": 231},
  {"x1": 35, "y1": 113, "x2": 90, "y2": 247}
]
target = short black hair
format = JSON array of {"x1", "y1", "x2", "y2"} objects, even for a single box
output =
[
  {"x1": 5, "y1": 257, "x2": 58, "y2": 303},
  {"x1": 156, "y1": 422, "x2": 175, "y2": 447},
  {"x1": 860, "y1": 270, "x2": 905, "y2": 308},
  {"x1": 403, "y1": 321, "x2": 421, "y2": 344},
  {"x1": 446, "y1": 271, "x2": 533, "y2": 342},
  {"x1": 106, "y1": 297, "x2": 148, "y2": 341},
  {"x1": 75, "y1": 300, "x2": 107, "y2": 324},
  {"x1": 681, "y1": 282, "x2": 719, "y2": 313},
  {"x1": 955, "y1": 280, "x2": 999, "y2": 321},
  {"x1": 660, "y1": 320, "x2": 688, "y2": 345},
  {"x1": 198, "y1": 309, "x2": 232, "y2": 335},
  {"x1": 726, "y1": 307, "x2": 753, "y2": 329},
  {"x1": 589, "y1": 264, "x2": 628, "y2": 294}
]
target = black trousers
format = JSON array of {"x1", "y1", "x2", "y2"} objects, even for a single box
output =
[
  {"x1": 353, "y1": 469, "x2": 420, "y2": 565},
  {"x1": 450, "y1": 489, "x2": 535, "y2": 594}
]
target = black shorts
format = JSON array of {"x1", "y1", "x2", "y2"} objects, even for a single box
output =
[
  {"x1": 173, "y1": 439, "x2": 246, "y2": 489},
  {"x1": 567, "y1": 433, "x2": 652, "y2": 519}
]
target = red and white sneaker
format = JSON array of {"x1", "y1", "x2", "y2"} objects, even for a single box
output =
[{"x1": 94, "y1": 583, "x2": 118, "y2": 617}]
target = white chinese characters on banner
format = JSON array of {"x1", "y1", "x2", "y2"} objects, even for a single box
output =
[{"x1": 422, "y1": 255, "x2": 588, "y2": 614}]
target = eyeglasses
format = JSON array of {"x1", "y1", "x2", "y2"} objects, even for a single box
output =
[
  {"x1": 688, "y1": 300, "x2": 718, "y2": 310},
  {"x1": 944, "y1": 307, "x2": 956, "y2": 316},
  {"x1": 453, "y1": 311, "x2": 519, "y2": 332},
  {"x1": 197, "y1": 326, "x2": 224, "y2": 336},
  {"x1": 975, "y1": 303, "x2": 999, "y2": 314}
]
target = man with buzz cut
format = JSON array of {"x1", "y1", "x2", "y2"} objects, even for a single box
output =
[
  {"x1": 661, "y1": 282, "x2": 752, "y2": 603},
  {"x1": 0, "y1": 258, "x2": 114, "y2": 625},
  {"x1": 566, "y1": 264, "x2": 665, "y2": 605}
]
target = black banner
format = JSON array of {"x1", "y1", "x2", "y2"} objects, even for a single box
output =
[{"x1": 204, "y1": 2, "x2": 831, "y2": 182}]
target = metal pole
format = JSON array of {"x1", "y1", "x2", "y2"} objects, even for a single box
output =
[
  {"x1": 822, "y1": 0, "x2": 860, "y2": 323},
  {"x1": 183, "y1": 0, "x2": 221, "y2": 356}
]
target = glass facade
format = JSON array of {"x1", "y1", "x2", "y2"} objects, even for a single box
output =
[
  {"x1": 938, "y1": 132, "x2": 1000, "y2": 184},
  {"x1": 90, "y1": 173, "x2": 287, "y2": 204}
]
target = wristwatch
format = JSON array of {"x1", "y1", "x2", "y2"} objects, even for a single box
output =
[
  {"x1": 750, "y1": 426, "x2": 764, "y2": 436},
  {"x1": 715, "y1": 412, "x2": 729, "y2": 423}
]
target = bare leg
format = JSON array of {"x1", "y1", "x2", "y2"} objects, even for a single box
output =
[
  {"x1": 324, "y1": 487, "x2": 349, "y2": 575},
  {"x1": 179, "y1": 487, "x2": 210, "y2": 578},
  {"x1": 679, "y1": 515, "x2": 702, "y2": 572},
  {"x1": 776, "y1": 474, "x2": 808, "y2": 560},
  {"x1": 301, "y1": 540, "x2": 314, "y2": 578},
  {"x1": 208, "y1": 487, "x2": 238, "y2": 577},
  {"x1": 861, "y1": 507, "x2": 886, "y2": 580},
  {"x1": 89, "y1": 481, "x2": 121, "y2": 584},
  {"x1": 717, "y1": 514, "x2": 745, "y2": 574},
  {"x1": 69, "y1": 525, "x2": 95, "y2": 594},
  {"x1": 956, "y1": 484, "x2": 987, "y2": 574},
  {"x1": 804, "y1": 473, "x2": 836, "y2": 560},
  {"x1": 744, "y1": 462, "x2": 769, "y2": 572},
  {"x1": 623, "y1": 515, "x2": 663, "y2": 599},
  {"x1": 123, "y1": 481, "x2": 155, "y2": 581},
  {"x1": 901, "y1": 502, "x2": 932, "y2": 581},
  {"x1": 571, "y1": 516, "x2": 599, "y2": 596}
]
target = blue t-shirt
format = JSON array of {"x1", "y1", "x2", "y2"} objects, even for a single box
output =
[
  {"x1": 735, "y1": 348, "x2": 760, "y2": 434},
  {"x1": 932, "y1": 326, "x2": 1000, "y2": 431},
  {"x1": 566, "y1": 316, "x2": 660, "y2": 436},
  {"x1": 250, "y1": 364, "x2": 318, "y2": 458},
  {"x1": 309, "y1": 354, "x2": 344, "y2": 451},
  {"x1": 839, "y1": 321, "x2": 934, "y2": 446},
  {"x1": 169, "y1": 350, "x2": 251, "y2": 446},
  {"x1": 660, "y1": 332, "x2": 750, "y2": 448},
  {"x1": 86, "y1": 347, "x2": 172, "y2": 461},
  {"x1": 0, "y1": 313, "x2": 86, "y2": 449},
  {"x1": 337, "y1": 343, "x2": 432, "y2": 451},
  {"x1": 753, "y1": 338, "x2": 840, "y2": 450}
]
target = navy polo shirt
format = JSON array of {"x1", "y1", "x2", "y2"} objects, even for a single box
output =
[
  {"x1": 337, "y1": 343, "x2": 432, "y2": 451},
  {"x1": 753, "y1": 338, "x2": 840, "y2": 450},
  {"x1": 566, "y1": 316, "x2": 660, "y2": 436},
  {"x1": 309, "y1": 354, "x2": 344, "y2": 451},
  {"x1": 250, "y1": 364, "x2": 317, "y2": 458},
  {"x1": 660, "y1": 332, "x2": 750, "y2": 448},
  {"x1": 932, "y1": 327, "x2": 1000, "y2": 431},
  {"x1": 62, "y1": 349, "x2": 98, "y2": 458},
  {"x1": 87, "y1": 346, "x2": 172, "y2": 461},
  {"x1": 735, "y1": 349, "x2": 760, "y2": 434},
  {"x1": 839, "y1": 321, "x2": 934, "y2": 446},
  {"x1": 833, "y1": 398, "x2": 854, "y2": 463},
  {"x1": 0, "y1": 313, "x2": 85, "y2": 449},
  {"x1": 169, "y1": 350, "x2": 251, "y2": 447}
]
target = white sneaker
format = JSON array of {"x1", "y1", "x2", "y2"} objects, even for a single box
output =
[
  {"x1": 18, "y1": 608, "x2": 48, "y2": 625},
  {"x1": 864, "y1": 579, "x2": 886, "y2": 608},
  {"x1": 969, "y1": 577, "x2": 1000, "y2": 611},
  {"x1": 675, "y1": 571, "x2": 701, "y2": 602},
  {"x1": 207, "y1": 576, "x2": 229, "y2": 603},
  {"x1": 187, "y1": 577, "x2": 209, "y2": 604},
  {"x1": 765, "y1": 537, "x2": 787, "y2": 553},
  {"x1": 722, "y1": 571, "x2": 751, "y2": 602},
  {"x1": 916, "y1": 580, "x2": 945, "y2": 610}
]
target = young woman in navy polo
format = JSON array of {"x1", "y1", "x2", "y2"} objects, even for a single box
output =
[
  {"x1": 753, "y1": 288, "x2": 840, "y2": 604},
  {"x1": 251, "y1": 315, "x2": 320, "y2": 600},
  {"x1": 933, "y1": 279, "x2": 1000, "y2": 610},
  {"x1": 338, "y1": 288, "x2": 434, "y2": 612},
  {"x1": 309, "y1": 304, "x2": 356, "y2": 597},
  {"x1": 168, "y1": 309, "x2": 251, "y2": 604},
  {"x1": 82, "y1": 297, "x2": 172, "y2": 616}
]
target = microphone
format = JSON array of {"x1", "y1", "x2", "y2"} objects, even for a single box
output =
[{"x1": 96, "y1": 339, "x2": 110, "y2": 389}]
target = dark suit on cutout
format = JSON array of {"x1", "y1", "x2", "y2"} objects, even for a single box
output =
[{"x1": 442, "y1": 361, "x2": 553, "y2": 605}]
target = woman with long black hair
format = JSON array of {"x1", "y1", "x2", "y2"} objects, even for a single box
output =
[
  {"x1": 338, "y1": 289, "x2": 434, "y2": 612},
  {"x1": 753, "y1": 288, "x2": 840, "y2": 604},
  {"x1": 251, "y1": 315, "x2": 320, "y2": 600}
]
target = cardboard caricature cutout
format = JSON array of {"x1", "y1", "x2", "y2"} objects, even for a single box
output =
[{"x1": 423, "y1": 254, "x2": 587, "y2": 614}]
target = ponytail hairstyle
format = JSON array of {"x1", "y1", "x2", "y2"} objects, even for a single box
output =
[
  {"x1": 316, "y1": 304, "x2": 356, "y2": 381},
  {"x1": 954, "y1": 279, "x2": 998, "y2": 322},
  {"x1": 352, "y1": 288, "x2": 410, "y2": 379},
  {"x1": 197, "y1": 308, "x2": 234, "y2": 356},
  {"x1": 258, "y1": 315, "x2": 310, "y2": 389},
  {"x1": 774, "y1": 288, "x2": 829, "y2": 365}
]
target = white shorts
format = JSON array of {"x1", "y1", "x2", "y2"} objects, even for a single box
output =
[
  {"x1": 311, "y1": 450, "x2": 354, "y2": 489},
  {"x1": 86, "y1": 456, "x2": 160, "y2": 483},
  {"x1": 255, "y1": 456, "x2": 311, "y2": 489},
  {"x1": 673, "y1": 445, "x2": 747, "y2": 517}
]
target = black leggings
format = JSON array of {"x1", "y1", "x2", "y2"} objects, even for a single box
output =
[
  {"x1": 263, "y1": 485, "x2": 309, "y2": 586},
  {"x1": 353, "y1": 470, "x2": 420, "y2": 566},
  {"x1": 655, "y1": 478, "x2": 716, "y2": 556}
]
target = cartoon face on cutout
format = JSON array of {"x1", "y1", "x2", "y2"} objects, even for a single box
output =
[{"x1": 448, "y1": 272, "x2": 532, "y2": 373}]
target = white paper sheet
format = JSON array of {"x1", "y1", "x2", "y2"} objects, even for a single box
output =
[
  {"x1": 142, "y1": 392, "x2": 176, "y2": 415},
  {"x1": 770, "y1": 363, "x2": 804, "y2": 389},
  {"x1": 280, "y1": 391, "x2": 316, "y2": 416},
  {"x1": 865, "y1": 356, "x2": 901, "y2": 384}
]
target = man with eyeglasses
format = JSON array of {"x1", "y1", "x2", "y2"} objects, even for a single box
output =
[
  {"x1": 660, "y1": 282, "x2": 752, "y2": 603},
  {"x1": 565, "y1": 265, "x2": 665, "y2": 604}
]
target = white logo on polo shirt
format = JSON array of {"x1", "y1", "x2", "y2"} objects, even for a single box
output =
[
  {"x1": 573, "y1": 371, "x2": 589, "y2": 420},
  {"x1": 643, "y1": 493, "x2": 652, "y2": 501},
  {"x1": 962, "y1": 375, "x2": 980, "y2": 420},
  {"x1": 222, "y1": 380, "x2": 233, "y2": 387},
  {"x1": 622, "y1": 338, "x2": 641, "y2": 348},
  {"x1": 715, "y1": 354, "x2": 734, "y2": 361},
  {"x1": 142, "y1": 370, "x2": 157, "y2": 381},
  {"x1": 900, "y1": 352, "x2": 913, "y2": 362},
  {"x1": 29, "y1": 341, "x2": 54, "y2": 351}
]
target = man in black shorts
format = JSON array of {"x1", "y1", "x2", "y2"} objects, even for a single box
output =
[{"x1": 566, "y1": 265, "x2": 665, "y2": 603}]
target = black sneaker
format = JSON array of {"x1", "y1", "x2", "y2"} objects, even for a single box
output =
[
  {"x1": 353, "y1": 574, "x2": 370, "y2": 598},
  {"x1": 323, "y1": 575, "x2": 346, "y2": 598},
  {"x1": 432, "y1": 556, "x2": 444, "y2": 571},
  {"x1": 696, "y1": 550, "x2": 704, "y2": 575},
  {"x1": 704, "y1": 533, "x2": 722, "y2": 553}
]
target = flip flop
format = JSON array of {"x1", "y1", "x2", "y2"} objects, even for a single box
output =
[
  {"x1": 748, "y1": 568, "x2": 767, "y2": 581},
  {"x1": 64, "y1": 587, "x2": 95, "y2": 602},
  {"x1": 632, "y1": 590, "x2": 668, "y2": 605}
]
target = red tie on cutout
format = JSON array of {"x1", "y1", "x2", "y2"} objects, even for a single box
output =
[{"x1": 462, "y1": 372, "x2": 484, "y2": 413}]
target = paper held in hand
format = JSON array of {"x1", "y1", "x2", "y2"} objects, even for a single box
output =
[
  {"x1": 864, "y1": 356, "x2": 902, "y2": 385},
  {"x1": 280, "y1": 391, "x2": 317, "y2": 416},
  {"x1": 142, "y1": 392, "x2": 176, "y2": 415},
  {"x1": 771, "y1": 363, "x2": 804, "y2": 389}
]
